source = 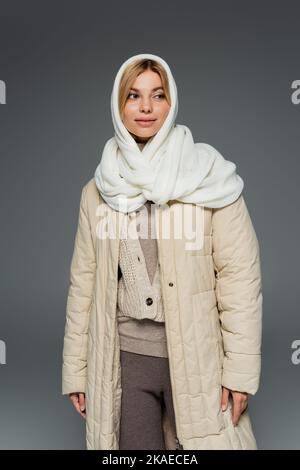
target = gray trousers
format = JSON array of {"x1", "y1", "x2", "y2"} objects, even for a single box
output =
[{"x1": 119, "y1": 350, "x2": 177, "y2": 450}]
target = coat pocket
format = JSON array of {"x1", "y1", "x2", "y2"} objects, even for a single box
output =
[
  {"x1": 189, "y1": 290, "x2": 225, "y2": 436},
  {"x1": 191, "y1": 290, "x2": 222, "y2": 385}
]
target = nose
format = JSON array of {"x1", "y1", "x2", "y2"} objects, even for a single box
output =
[{"x1": 139, "y1": 98, "x2": 152, "y2": 113}]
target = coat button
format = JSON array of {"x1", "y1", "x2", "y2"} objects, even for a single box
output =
[
  {"x1": 169, "y1": 282, "x2": 173, "y2": 287},
  {"x1": 146, "y1": 297, "x2": 153, "y2": 306}
]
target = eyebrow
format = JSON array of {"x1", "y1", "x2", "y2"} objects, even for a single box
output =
[{"x1": 129, "y1": 86, "x2": 164, "y2": 92}]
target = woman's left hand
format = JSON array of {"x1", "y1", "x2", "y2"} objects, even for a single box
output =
[{"x1": 221, "y1": 386, "x2": 248, "y2": 426}]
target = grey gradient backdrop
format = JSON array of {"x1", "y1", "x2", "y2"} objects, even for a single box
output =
[{"x1": 0, "y1": 0, "x2": 299, "y2": 449}]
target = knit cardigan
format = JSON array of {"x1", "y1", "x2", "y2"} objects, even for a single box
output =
[{"x1": 117, "y1": 201, "x2": 168, "y2": 357}]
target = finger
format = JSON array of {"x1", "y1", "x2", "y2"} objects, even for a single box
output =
[
  {"x1": 241, "y1": 399, "x2": 248, "y2": 414},
  {"x1": 221, "y1": 387, "x2": 229, "y2": 411},
  {"x1": 75, "y1": 401, "x2": 86, "y2": 418},
  {"x1": 69, "y1": 393, "x2": 79, "y2": 406},
  {"x1": 236, "y1": 394, "x2": 248, "y2": 412},
  {"x1": 79, "y1": 393, "x2": 86, "y2": 412},
  {"x1": 232, "y1": 401, "x2": 242, "y2": 426},
  {"x1": 70, "y1": 394, "x2": 86, "y2": 418}
]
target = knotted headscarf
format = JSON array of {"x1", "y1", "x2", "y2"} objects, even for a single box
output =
[{"x1": 94, "y1": 53, "x2": 244, "y2": 213}]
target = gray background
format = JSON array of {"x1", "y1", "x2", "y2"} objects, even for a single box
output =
[{"x1": 0, "y1": 0, "x2": 299, "y2": 449}]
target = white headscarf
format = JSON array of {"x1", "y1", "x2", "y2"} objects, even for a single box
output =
[{"x1": 94, "y1": 53, "x2": 244, "y2": 213}]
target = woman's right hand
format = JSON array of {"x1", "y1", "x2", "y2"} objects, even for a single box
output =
[{"x1": 69, "y1": 392, "x2": 86, "y2": 418}]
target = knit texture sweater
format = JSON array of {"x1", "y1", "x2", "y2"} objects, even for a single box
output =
[{"x1": 117, "y1": 201, "x2": 168, "y2": 358}]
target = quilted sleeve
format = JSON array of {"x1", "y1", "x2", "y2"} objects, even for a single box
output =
[
  {"x1": 62, "y1": 184, "x2": 96, "y2": 395},
  {"x1": 212, "y1": 194, "x2": 263, "y2": 395}
]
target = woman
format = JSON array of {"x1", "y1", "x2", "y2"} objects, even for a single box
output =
[{"x1": 62, "y1": 53, "x2": 263, "y2": 450}]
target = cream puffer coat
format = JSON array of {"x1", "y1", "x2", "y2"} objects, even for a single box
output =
[{"x1": 62, "y1": 177, "x2": 263, "y2": 450}]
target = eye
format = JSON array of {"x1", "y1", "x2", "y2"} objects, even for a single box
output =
[
  {"x1": 128, "y1": 92, "x2": 138, "y2": 99},
  {"x1": 127, "y1": 92, "x2": 165, "y2": 100},
  {"x1": 154, "y1": 93, "x2": 165, "y2": 99}
]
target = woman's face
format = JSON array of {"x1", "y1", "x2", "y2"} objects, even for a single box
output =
[{"x1": 122, "y1": 70, "x2": 171, "y2": 143}]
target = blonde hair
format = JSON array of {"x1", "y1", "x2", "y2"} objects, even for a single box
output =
[{"x1": 118, "y1": 59, "x2": 171, "y2": 120}]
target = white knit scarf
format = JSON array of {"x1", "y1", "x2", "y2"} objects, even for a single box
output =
[{"x1": 94, "y1": 53, "x2": 244, "y2": 213}]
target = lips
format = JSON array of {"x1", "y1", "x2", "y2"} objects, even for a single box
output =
[{"x1": 135, "y1": 119, "x2": 156, "y2": 122}]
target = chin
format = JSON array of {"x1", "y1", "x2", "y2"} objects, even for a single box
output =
[
  {"x1": 136, "y1": 126, "x2": 159, "y2": 137},
  {"x1": 131, "y1": 130, "x2": 155, "y2": 140}
]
